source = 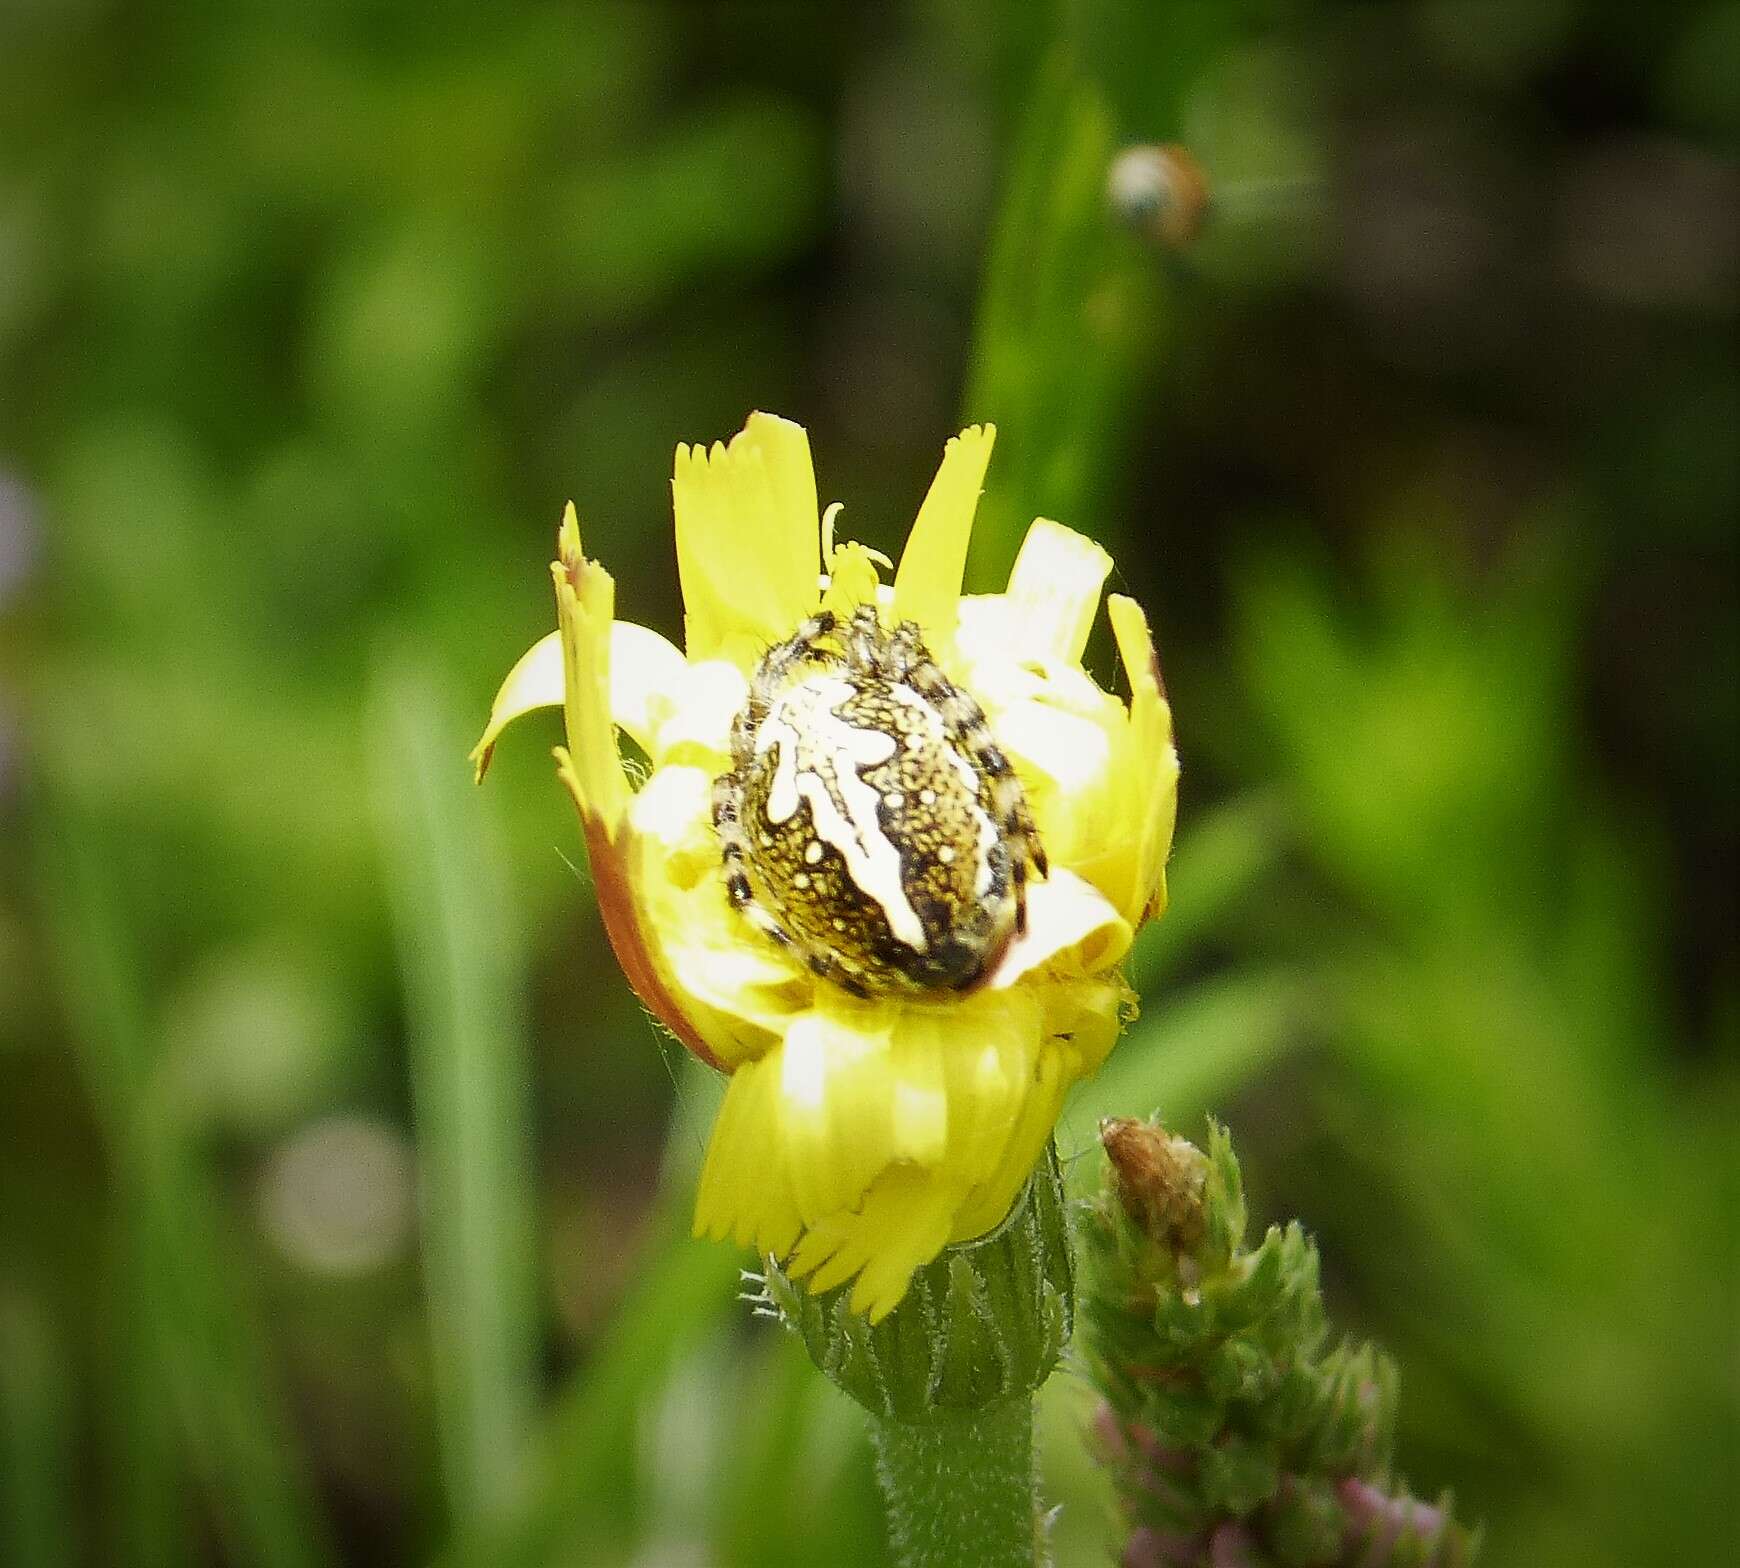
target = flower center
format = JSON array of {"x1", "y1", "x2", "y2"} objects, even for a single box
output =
[{"x1": 718, "y1": 611, "x2": 1027, "y2": 997}]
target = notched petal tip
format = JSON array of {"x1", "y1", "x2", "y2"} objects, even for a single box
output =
[
  {"x1": 671, "y1": 413, "x2": 821, "y2": 666},
  {"x1": 556, "y1": 499, "x2": 584, "y2": 571},
  {"x1": 471, "y1": 503, "x2": 598, "y2": 785},
  {"x1": 892, "y1": 422, "x2": 997, "y2": 645},
  {"x1": 1107, "y1": 593, "x2": 1180, "y2": 928},
  {"x1": 551, "y1": 521, "x2": 633, "y2": 837}
]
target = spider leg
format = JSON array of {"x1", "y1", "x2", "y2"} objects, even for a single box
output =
[
  {"x1": 842, "y1": 604, "x2": 887, "y2": 676},
  {"x1": 714, "y1": 781, "x2": 807, "y2": 960},
  {"x1": 885, "y1": 619, "x2": 927, "y2": 683},
  {"x1": 802, "y1": 947, "x2": 871, "y2": 1000},
  {"x1": 757, "y1": 610, "x2": 838, "y2": 690},
  {"x1": 1024, "y1": 812, "x2": 1048, "y2": 878},
  {"x1": 899, "y1": 642, "x2": 978, "y2": 728},
  {"x1": 897, "y1": 638, "x2": 1051, "y2": 935},
  {"x1": 969, "y1": 722, "x2": 1047, "y2": 937},
  {"x1": 739, "y1": 895, "x2": 801, "y2": 955},
  {"x1": 711, "y1": 774, "x2": 754, "y2": 904}
]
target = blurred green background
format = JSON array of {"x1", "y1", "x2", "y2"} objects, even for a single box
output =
[{"x1": 1, "y1": 1, "x2": 1735, "y2": 1565}]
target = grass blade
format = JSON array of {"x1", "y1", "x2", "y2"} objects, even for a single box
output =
[
  {"x1": 30, "y1": 780, "x2": 336, "y2": 1568},
  {"x1": 0, "y1": 1296, "x2": 78, "y2": 1568},
  {"x1": 440, "y1": 1214, "x2": 742, "y2": 1568},
  {"x1": 963, "y1": 46, "x2": 1164, "y2": 585},
  {"x1": 368, "y1": 653, "x2": 540, "y2": 1532}
]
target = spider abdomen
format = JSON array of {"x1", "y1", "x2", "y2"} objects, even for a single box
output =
[{"x1": 715, "y1": 610, "x2": 1040, "y2": 997}]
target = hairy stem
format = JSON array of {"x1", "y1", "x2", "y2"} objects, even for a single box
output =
[{"x1": 870, "y1": 1397, "x2": 1041, "y2": 1568}]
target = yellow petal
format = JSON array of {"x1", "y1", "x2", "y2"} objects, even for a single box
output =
[
  {"x1": 544, "y1": 760, "x2": 728, "y2": 1077},
  {"x1": 887, "y1": 1024, "x2": 949, "y2": 1168},
  {"x1": 694, "y1": 972, "x2": 1129, "y2": 1318},
  {"x1": 1004, "y1": 518, "x2": 1113, "y2": 666},
  {"x1": 471, "y1": 620, "x2": 689, "y2": 783},
  {"x1": 470, "y1": 630, "x2": 563, "y2": 782},
  {"x1": 1108, "y1": 593, "x2": 1181, "y2": 925},
  {"x1": 783, "y1": 989, "x2": 1047, "y2": 1313},
  {"x1": 946, "y1": 1048, "x2": 1068, "y2": 1243},
  {"x1": 977, "y1": 688, "x2": 1121, "y2": 877},
  {"x1": 777, "y1": 998, "x2": 901, "y2": 1225},
  {"x1": 952, "y1": 573, "x2": 1174, "y2": 926},
  {"x1": 695, "y1": 1052, "x2": 804, "y2": 1256},
  {"x1": 630, "y1": 765, "x2": 810, "y2": 1063},
  {"x1": 610, "y1": 622, "x2": 691, "y2": 755},
  {"x1": 891, "y1": 424, "x2": 995, "y2": 649},
  {"x1": 671, "y1": 411, "x2": 820, "y2": 667},
  {"x1": 650, "y1": 658, "x2": 748, "y2": 770},
  {"x1": 1041, "y1": 973, "x2": 1132, "y2": 1081},
  {"x1": 695, "y1": 983, "x2": 1062, "y2": 1320},
  {"x1": 920, "y1": 988, "x2": 1042, "y2": 1189},
  {"x1": 985, "y1": 867, "x2": 1132, "y2": 989},
  {"x1": 504, "y1": 514, "x2": 728, "y2": 1070},
  {"x1": 800, "y1": 1166, "x2": 961, "y2": 1321},
  {"x1": 928, "y1": 597, "x2": 1129, "y2": 903},
  {"x1": 552, "y1": 506, "x2": 630, "y2": 837}
]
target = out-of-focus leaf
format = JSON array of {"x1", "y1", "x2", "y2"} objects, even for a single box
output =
[
  {"x1": 1059, "y1": 969, "x2": 1311, "y2": 1189},
  {"x1": 1232, "y1": 528, "x2": 1579, "y2": 933},
  {"x1": 1038, "y1": 1372, "x2": 1120, "y2": 1568},
  {"x1": 1128, "y1": 791, "x2": 1288, "y2": 994},
  {"x1": 368, "y1": 653, "x2": 540, "y2": 1532},
  {"x1": 30, "y1": 779, "x2": 335, "y2": 1568},
  {"x1": 104, "y1": 1194, "x2": 193, "y2": 1568},
  {"x1": 713, "y1": 1334, "x2": 817, "y2": 1566},
  {"x1": 539, "y1": 97, "x2": 826, "y2": 323},
  {"x1": 0, "y1": 1296, "x2": 77, "y2": 1568},
  {"x1": 964, "y1": 49, "x2": 1165, "y2": 585},
  {"x1": 1229, "y1": 529, "x2": 1736, "y2": 1567},
  {"x1": 440, "y1": 1217, "x2": 742, "y2": 1568},
  {"x1": 713, "y1": 1331, "x2": 884, "y2": 1568}
]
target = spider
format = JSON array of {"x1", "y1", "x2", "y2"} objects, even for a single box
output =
[{"x1": 711, "y1": 603, "x2": 1047, "y2": 999}]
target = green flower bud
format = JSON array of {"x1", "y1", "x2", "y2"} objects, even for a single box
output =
[{"x1": 758, "y1": 1145, "x2": 1072, "y2": 1426}]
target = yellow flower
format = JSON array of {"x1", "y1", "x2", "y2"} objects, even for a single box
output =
[{"x1": 473, "y1": 413, "x2": 1178, "y2": 1320}]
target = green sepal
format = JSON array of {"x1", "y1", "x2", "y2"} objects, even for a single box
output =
[{"x1": 760, "y1": 1144, "x2": 1073, "y2": 1426}]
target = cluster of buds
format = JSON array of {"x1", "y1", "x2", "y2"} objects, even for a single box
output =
[{"x1": 1081, "y1": 1118, "x2": 1477, "y2": 1568}]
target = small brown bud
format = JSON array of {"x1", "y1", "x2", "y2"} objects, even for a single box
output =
[{"x1": 1100, "y1": 1117, "x2": 1209, "y2": 1253}]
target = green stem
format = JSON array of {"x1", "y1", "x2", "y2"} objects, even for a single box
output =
[{"x1": 869, "y1": 1397, "x2": 1041, "y2": 1568}]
